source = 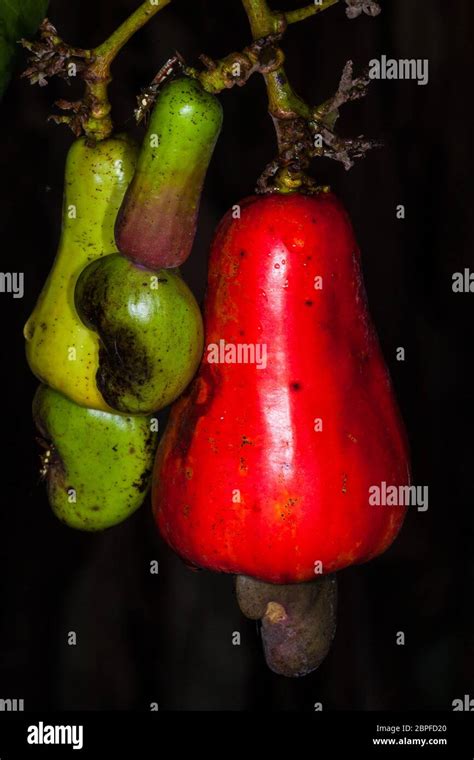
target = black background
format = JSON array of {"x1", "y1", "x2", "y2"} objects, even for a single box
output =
[{"x1": 0, "y1": 0, "x2": 473, "y2": 711}]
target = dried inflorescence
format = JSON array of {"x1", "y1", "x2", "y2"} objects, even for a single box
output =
[
  {"x1": 323, "y1": 60, "x2": 372, "y2": 114},
  {"x1": 20, "y1": 19, "x2": 107, "y2": 136},
  {"x1": 48, "y1": 99, "x2": 96, "y2": 137},
  {"x1": 311, "y1": 60, "x2": 383, "y2": 170},
  {"x1": 21, "y1": 19, "x2": 90, "y2": 87},
  {"x1": 345, "y1": 0, "x2": 382, "y2": 19},
  {"x1": 318, "y1": 130, "x2": 383, "y2": 170},
  {"x1": 258, "y1": 59, "x2": 382, "y2": 190}
]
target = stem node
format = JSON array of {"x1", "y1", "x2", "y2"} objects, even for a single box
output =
[{"x1": 20, "y1": 0, "x2": 171, "y2": 140}]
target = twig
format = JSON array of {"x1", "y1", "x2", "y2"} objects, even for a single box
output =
[
  {"x1": 21, "y1": 0, "x2": 171, "y2": 140},
  {"x1": 241, "y1": 0, "x2": 382, "y2": 191},
  {"x1": 285, "y1": 0, "x2": 339, "y2": 25}
]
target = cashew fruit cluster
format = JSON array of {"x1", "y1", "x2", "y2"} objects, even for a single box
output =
[
  {"x1": 25, "y1": 77, "x2": 222, "y2": 530},
  {"x1": 22, "y1": 6, "x2": 411, "y2": 681}
]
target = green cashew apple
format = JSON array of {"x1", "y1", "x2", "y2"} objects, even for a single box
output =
[
  {"x1": 24, "y1": 135, "x2": 138, "y2": 412},
  {"x1": 75, "y1": 253, "x2": 204, "y2": 415},
  {"x1": 33, "y1": 385, "x2": 158, "y2": 531},
  {"x1": 115, "y1": 76, "x2": 223, "y2": 269}
]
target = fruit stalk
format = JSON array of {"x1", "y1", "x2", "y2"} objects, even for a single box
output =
[
  {"x1": 285, "y1": 1, "x2": 339, "y2": 25},
  {"x1": 77, "y1": 0, "x2": 172, "y2": 140},
  {"x1": 184, "y1": 37, "x2": 284, "y2": 94},
  {"x1": 241, "y1": 0, "x2": 311, "y2": 118},
  {"x1": 240, "y1": 0, "x2": 380, "y2": 191},
  {"x1": 241, "y1": 0, "x2": 320, "y2": 191},
  {"x1": 93, "y1": 0, "x2": 171, "y2": 70},
  {"x1": 22, "y1": 0, "x2": 172, "y2": 140}
]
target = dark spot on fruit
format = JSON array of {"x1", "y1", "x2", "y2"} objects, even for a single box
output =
[
  {"x1": 241, "y1": 435, "x2": 253, "y2": 447},
  {"x1": 91, "y1": 506, "x2": 100, "y2": 512},
  {"x1": 305, "y1": 300, "x2": 313, "y2": 307},
  {"x1": 97, "y1": 325, "x2": 154, "y2": 411},
  {"x1": 239, "y1": 251, "x2": 246, "y2": 258},
  {"x1": 132, "y1": 466, "x2": 152, "y2": 494},
  {"x1": 342, "y1": 473, "x2": 348, "y2": 494},
  {"x1": 290, "y1": 382, "x2": 302, "y2": 391},
  {"x1": 207, "y1": 436, "x2": 218, "y2": 454}
]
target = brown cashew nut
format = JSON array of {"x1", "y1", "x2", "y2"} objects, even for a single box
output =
[{"x1": 236, "y1": 575, "x2": 338, "y2": 678}]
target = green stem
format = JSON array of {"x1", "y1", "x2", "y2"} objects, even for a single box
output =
[
  {"x1": 85, "y1": 0, "x2": 171, "y2": 140},
  {"x1": 285, "y1": 0, "x2": 339, "y2": 25},
  {"x1": 241, "y1": 0, "x2": 283, "y2": 37},
  {"x1": 264, "y1": 69, "x2": 310, "y2": 118},
  {"x1": 241, "y1": 0, "x2": 337, "y2": 192},
  {"x1": 241, "y1": 0, "x2": 339, "y2": 35},
  {"x1": 241, "y1": 0, "x2": 306, "y2": 118},
  {"x1": 93, "y1": 0, "x2": 171, "y2": 67}
]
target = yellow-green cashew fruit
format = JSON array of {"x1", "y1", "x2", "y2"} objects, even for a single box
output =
[
  {"x1": 24, "y1": 135, "x2": 138, "y2": 411},
  {"x1": 33, "y1": 385, "x2": 158, "y2": 531},
  {"x1": 75, "y1": 253, "x2": 204, "y2": 415}
]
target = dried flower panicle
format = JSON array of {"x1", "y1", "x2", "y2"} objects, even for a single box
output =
[
  {"x1": 20, "y1": 19, "x2": 89, "y2": 88},
  {"x1": 345, "y1": 0, "x2": 382, "y2": 19},
  {"x1": 311, "y1": 60, "x2": 382, "y2": 170}
]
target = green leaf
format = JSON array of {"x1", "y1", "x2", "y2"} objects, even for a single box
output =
[{"x1": 0, "y1": 0, "x2": 49, "y2": 98}]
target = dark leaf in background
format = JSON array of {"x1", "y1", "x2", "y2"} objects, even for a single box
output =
[{"x1": 0, "y1": 0, "x2": 49, "y2": 97}]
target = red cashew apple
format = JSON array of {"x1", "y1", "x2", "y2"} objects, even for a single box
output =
[{"x1": 152, "y1": 192, "x2": 410, "y2": 585}]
